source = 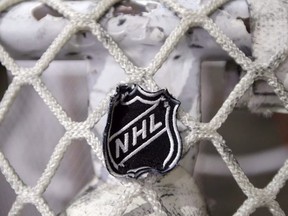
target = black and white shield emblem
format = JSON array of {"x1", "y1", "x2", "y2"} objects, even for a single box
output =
[{"x1": 103, "y1": 84, "x2": 182, "y2": 178}]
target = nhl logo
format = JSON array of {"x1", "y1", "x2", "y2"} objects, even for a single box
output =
[{"x1": 103, "y1": 84, "x2": 182, "y2": 178}]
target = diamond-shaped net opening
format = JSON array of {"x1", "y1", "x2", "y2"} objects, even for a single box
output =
[
  {"x1": 1, "y1": 0, "x2": 288, "y2": 215},
  {"x1": 251, "y1": 207, "x2": 273, "y2": 216},
  {"x1": 41, "y1": 60, "x2": 90, "y2": 122},
  {"x1": 195, "y1": 141, "x2": 247, "y2": 216},
  {"x1": 43, "y1": 139, "x2": 94, "y2": 214},
  {"x1": 0, "y1": 85, "x2": 65, "y2": 186},
  {"x1": 20, "y1": 204, "x2": 42, "y2": 216},
  {"x1": 218, "y1": 109, "x2": 284, "y2": 167},
  {"x1": 154, "y1": 46, "x2": 200, "y2": 114},
  {"x1": 201, "y1": 60, "x2": 241, "y2": 123}
]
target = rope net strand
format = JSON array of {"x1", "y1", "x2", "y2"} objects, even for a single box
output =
[{"x1": 0, "y1": 0, "x2": 287, "y2": 215}]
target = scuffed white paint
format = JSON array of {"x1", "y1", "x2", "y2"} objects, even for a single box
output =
[{"x1": 64, "y1": 167, "x2": 208, "y2": 216}]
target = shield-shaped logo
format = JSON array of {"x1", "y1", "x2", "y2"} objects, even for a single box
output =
[{"x1": 103, "y1": 84, "x2": 182, "y2": 178}]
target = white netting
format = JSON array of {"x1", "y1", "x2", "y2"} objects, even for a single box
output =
[{"x1": 0, "y1": 0, "x2": 288, "y2": 215}]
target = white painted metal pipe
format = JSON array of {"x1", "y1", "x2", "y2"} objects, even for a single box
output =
[{"x1": 0, "y1": 1, "x2": 250, "y2": 60}]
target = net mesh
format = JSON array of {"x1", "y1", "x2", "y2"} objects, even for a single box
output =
[{"x1": 0, "y1": 0, "x2": 288, "y2": 215}]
